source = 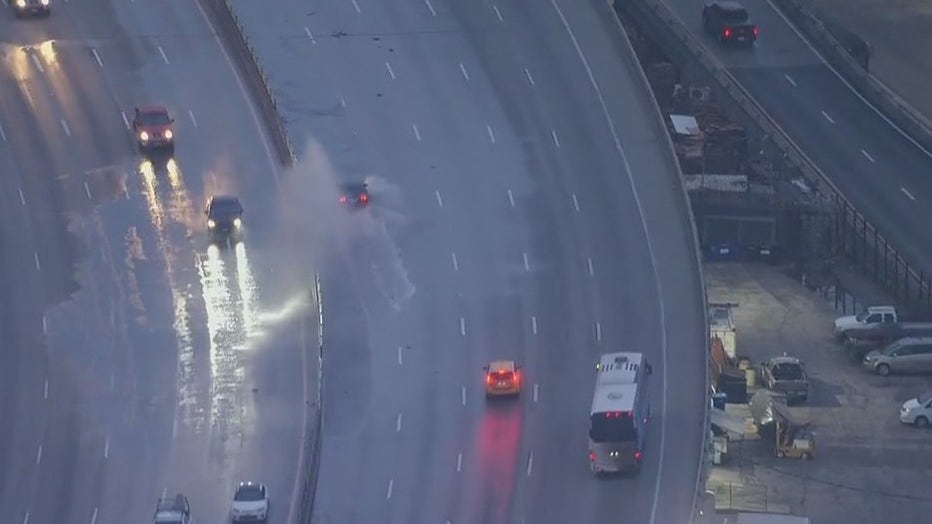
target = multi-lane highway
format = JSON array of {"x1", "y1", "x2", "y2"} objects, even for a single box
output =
[
  {"x1": 665, "y1": 0, "x2": 932, "y2": 275},
  {"x1": 227, "y1": 0, "x2": 707, "y2": 522},
  {"x1": 0, "y1": 2, "x2": 313, "y2": 523}
]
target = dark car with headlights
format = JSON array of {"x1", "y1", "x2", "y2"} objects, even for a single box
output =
[
  {"x1": 10, "y1": 0, "x2": 51, "y2": 17},
  {"x1": 205, "y1": 195, "x2": 244, "y2": 245},
  {"x1": 133, "y1": 105, "x2": 175, "y2": 153}
]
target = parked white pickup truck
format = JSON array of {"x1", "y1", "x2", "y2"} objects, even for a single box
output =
[{"x1": 833, "y1": 305, "x2": 932, "y2": 339}]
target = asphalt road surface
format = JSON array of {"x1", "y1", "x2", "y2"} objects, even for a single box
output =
[
  {"x1": 663, "y1": 0, "x2": 932, "y2": 276},
  {"x1": 226, "y1": 0, "x2": 707, "y2": 522},
  {"x1": 0, "y1": 3, "x2": 315, "y2": 523}
]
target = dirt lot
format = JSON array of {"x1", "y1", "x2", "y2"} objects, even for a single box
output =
[{"x1": 703, "y1": 262, "x2": 932, "y2": 523}]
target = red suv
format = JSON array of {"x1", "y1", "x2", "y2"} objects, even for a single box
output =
[{"x1": 132, "y1": 105, "x2": 175, "y2": 153}]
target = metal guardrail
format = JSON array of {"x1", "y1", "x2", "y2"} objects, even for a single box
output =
[
  {"x1": 770, "y1": 0, "x2": 932, "y2": 157},
  {"x1": 295, "y1": 273, "x2": 325, "y2": 524},
  {"x1": 199, "y1": 0, "x2": 298, "y2": 167},
  {"x1": 607, "y1": 4, "x2": 711, "y2": 521},
  {"x1": 616, "y1": 0, "x2": 932, "y2": 315}
]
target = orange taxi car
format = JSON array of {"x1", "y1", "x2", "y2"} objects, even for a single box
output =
[{"x1": 483, "y1": 360, "x2": 521, "y2": 397}]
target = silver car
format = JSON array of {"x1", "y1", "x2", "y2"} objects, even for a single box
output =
[{"x1": 863, "y1": 337, "x2": 932, "y2": 376}]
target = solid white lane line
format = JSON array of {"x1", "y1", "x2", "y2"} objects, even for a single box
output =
[
  {"x1": 551, "y1": 130, "x2": 560, "y2": 148},
  {"x1": 587, "y1": 257, "x2": 594, "y2": 276},
  {"x1": 385, "y1": 61, "x2": 396, "y2": 80},
  {"x1": 396, "y1": 413, "x2": 402, "y2": 432},
  {"x1": 456, "y1": 452, "x2": 463, "y2": 472},
  {"x1": 507, "y1": 189, "x2": 516, "y2": 207},
  {"x1": 451, "y1": 252, "x2": 459, "y2": 272},
  {"x1": 784, "y1": 74, "x2": 797, "y2": 87},
  {"x1": 188, "y1": 110, "x2": 198, "y2": 127},
  {"x1": 34, "y1": 252, "x2": 41, "y2": 271},
  {"x1": 425, "y1": 0, "x2": 436, "y2": 16},
  {"x1": 43, "y1": 379, "x2": 48, "y2": 399},
  {"x1": 84, "y1": 181, "x2": 92, "y2": 199},
  {"x1": 571, "y1": 193, "x2": 580, "y2": 212},
  {"x1": 524, "y1": 67, "x2": 536, "y2": 86},
  {"x1": 36, "y1": 444, "x2": 42, "y2": 464},
  {"x1": 91, "y1": 507, "x2": 98, "y2": 524},
  {"x1": 533, "y1": 383, "x2": 539, "y2": 403},
  {"x1": 19, "y1": 188, "x2": 26, "y2": 206},
  {"x1": 157, "y1": 46, "x2": 169, "y2": 64},
  {"x1": 61, "y1": 119, "x2": 71, "y2": 136},
  {"x1": 304, "y1": 27, "x2": 317, "y2": 44},
  {"x1": 350, "y1": 0, "x2": 361, "y2": 13},
  {"x1": 861, "y1": 149, "x2": 876, "y2": 163},
  {"x1": 459, "y1": 62, "x2": 470, "y2": 81},
  {"x1": 121, "y1": 111, "x2": 130, "y2": 130},
  {"x1": 42, "y1": 315, "x2": 47, "y2": 334},
  {"x1": 461, "y1": 386, "x2": 466, "y2": 406},
  {"x1": 386, "y1": 479, "x2": 393, "y2": 499},
  {"x1": 595, "y1": 321, "x2": 602, "y2": 342},
  {"x1": 901, "y1": 187, "x2": 916, "y2": 200},
  {"x1": 460, "y1": 317, "x2": 466, "y2": 336},
  {"x1": 91, "y1": 48, "x2": 103, "y2": 68},
  {"x1": 487, "y1": 124, "x2": 496, "y2": 144},
  {"x1": 31, "y1": 54, "x2": 44, "y2": 73},
  {"x1": 0, "y1": 121, "x2": 6, "y2": 141},
  {"x1": 104, "y1": 437, "x2": 110, "y2": 459},
  {"x1": 523, "y1": 252, "x2": 530, "y2": 271},
  {"x1": 412, "y1": 124, "x2": 421, "y2": 142},
  {"x1": 397, "y1": 346, "x2": 403, "y2": 365},
  {"x1": 821, "y1": 110, "x2": 835, "y2": 124},
  {"x1": 531, "y1": 315, "x2": 538, "y2": 334},
  {"x1": 435, "y1": 190, "x2": 444, "y2": 207},
  {"x1": 526, "y1": 452, "x2": 534, "y2": 477},
  {"x1": 492, "y1": 4, "x2": 503, "y2": 22}
]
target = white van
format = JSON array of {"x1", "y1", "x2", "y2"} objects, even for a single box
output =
[{"x1": 900, "y1": 392, "x2": 932, "y2": 427}]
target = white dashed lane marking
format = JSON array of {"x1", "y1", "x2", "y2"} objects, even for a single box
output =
[
  {"x1": 487, "y1": 124, "x2": 496, "y2": 144},
  {"x1": 35, "y1": 444, "x2": 42, "y2": 464},
  {"x1": 386, "y1": 479, "x2": 393, "y2": 500},
  {"x1": 425, "y1": 0, "x2": 436, "y2": 16},
  {"x1": 784, "y1": 73, "x2": 797, "y2": 87},
  {"x1": 350, "y1": 0, "x2": 361, "y2": 13},
  {"x1": 451, "y1": 252, "x2": 459, "y2": 272},
  {"x1": 460, "y1": 317, "x2": 466, "y2": 336},
  {"x1": 396, "y1": 413, "x2": 402, "y2": 433},
  {"x1": 531, "y1": 315, "x2": 538, "y2": 334},
  {"x1": 189, "y1": 110, "x2": 198, "y2": 127},
  {"x1": 19, "y1": 188, "x2": 26, "y2": 206},
  {"x1": 0, "y1": 121, "x2": 7, "y2": 141},
  {"x1": 901, "y1": 187, "x2": 916, "y2": 201},
  {"x1": 523, "y1": 252, "x2": 530, "y2": 271},
  {"x1": 456, "y1": 452, "x2": 463, "y2": 472},
  {"x1": 34, "y1": 252, "x2": 41, "y2": 271},
  {"x1": 397, "y1": 346, "x2": 403, "y2": 365},
  {"x1": 533, "y1": 383, "x2": 539, "y2": 403},
  {"x1": 304, "y1": 27, "x2": 317, "y2": 44},
  {"x1": 492, "y1": 4, "x2": 503, "y2": 21},
  {"x1": 571, "y1": 193, "x2": 580, "y2": 212},
  {"x1": 43, "y1": 379, "x2": 48, "y2": 399},
  {"x1": 861, "y1": 149, "x2": 876, "y2": 163},
  {"x1": 461, "y1": 386, "x2": 467, "y2": 406},
  {"x1": 435, "y1": 190, "x2": 444, "y2": 207},
  {"x1": 595, "y1": 321, "x2": 602, "y2": 342},
  {"x1": 459, "y1": 62, "x2": 469, "y2": 81},
  {"x1": 821, "y1": 110, "x2": 835, "y2": 124},
  {"x1": 121, "y1": 111, "x2": 130, "y2": 130},
  {"x1": 412, "y1": 124, "x2": 421, "y2": 142},
  {"x1": 587, "y1": 257, "x2": 594, "y2": 276},
  {"x1": 507, "y1": 189, "x2": 515, "y2": 207},
  {"x1": 30, "y1": 54, "x2": 44, "y2": 73},
  {"x1": 551, "y1": 130, "x2": 560, "y2": 148},
  {"x1": 524, "y1": 67, "x2": 536, "y2": 86},
  {"x1": 157, "y1": 46, "x2": 169, "y2": 64},
  {"x1": 84, "y1": 181, "x2": 92, "y2": 199},
  {"x1": 91, "y1": 48, "x2": 103, "y2": 68},
  {"x1": 60, "y1": 119, "x2": 71, "y2": 136},
  {"x1": 385, "y1": 61, "x2": 396, "y2": 80}
]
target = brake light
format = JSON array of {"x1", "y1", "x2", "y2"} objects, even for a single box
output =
[
  {"x1": 359, "y1": 193, "x2": 369, "y2": 203},
  {"x1": 589, "y1": 450, "x2": 595, "y2": 462},
  {"x1": 339, "y1": 196, "x2": 347, "y2": 203},
  {"x1": 634, "y1": 450, "x2": 643, "y2": 461},
  {"x1": 723, "y1": 27, "x2": 731, "y2": 39},
  {"x1": 486, "y1": 374, "x2": 493, "y2": 384},
  {"x1": 753, "y1": 26, "x2": 759, "y2": 37}
]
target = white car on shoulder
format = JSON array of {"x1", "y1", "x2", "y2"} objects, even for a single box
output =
[{"x1": 230, "y1": 481, "x2": 269, "y2": 522}]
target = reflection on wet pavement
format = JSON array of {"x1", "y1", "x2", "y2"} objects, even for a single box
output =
[{"x1": 137, "y1": 159, "x2": 203, "y2": 431}]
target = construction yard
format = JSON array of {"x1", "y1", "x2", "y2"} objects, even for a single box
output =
[{"x1": 704, "y1": 262, "x2": 932, "y2": 523}]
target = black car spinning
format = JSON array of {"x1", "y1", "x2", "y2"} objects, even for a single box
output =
[
  {"x1": 205, "y1": 195, "x2": 244, "y2": 244},
  {"x1": 338, "y1": 182, "x2": 369, "y2": 208}
]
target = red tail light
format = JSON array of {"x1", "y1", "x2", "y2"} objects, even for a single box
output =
[
  {"x1": 589, "y1": 451, "x2": 595, "y2": 462},
  {"x1": 723, "y1": 27, "x2": 731, "y2": 39},
  {"x1": 753, "y1": 26, "x2": 759, "y2": 37},
  {"x1": 339, "y1": 196, "x2": 347, "y2": 203},
  {"x1": 634, "y1": 450, "x2": 643, "y2": 462},
  {"x1": 486, "y1": 374, "x2": 493, "y2": 384},
  {"x1": 359, "y1": 193, "x2": 369, "y2": 203}
]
